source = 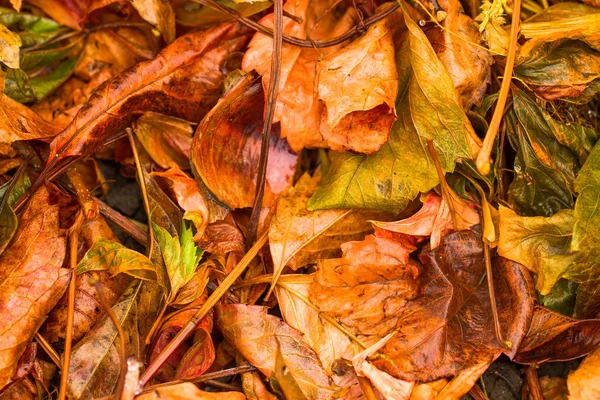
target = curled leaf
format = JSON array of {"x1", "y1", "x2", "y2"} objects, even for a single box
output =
[{"x1": 191, "y1": 73, "x2": 297, "y2": 209}]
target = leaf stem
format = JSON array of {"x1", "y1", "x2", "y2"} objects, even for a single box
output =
[
  {"x1": 475, "y1": 0, "x2": 522, "y2": 175},
  {"x1": 138, "y1": 230, "x2": 268, "y2": 387},
  {"x1": 246, "y1": 0, "x2": 284, "y2": 250},
  {"x1": 524, "y1": 365, "x2": 543, "y2": 400},
  {"x1": 127, "y1": 129, "x2": 155, "y2": 259},
  {"x1": 483, "y1": 242, "x2": 504, "y2": 346}
]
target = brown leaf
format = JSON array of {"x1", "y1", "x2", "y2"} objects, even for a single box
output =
[
  {"x1": 191, "y1": 73, "x2": 298, "y2": 209},
  {"x1": 427, "y1": 0, "x2": 492, "y2": 109},
  {"x1": 136, "y1": 383, "x2": 246, "y2": 400},
  {"x1": 310, "y1": 228, "x2": 535, "y2": 382},
  {"x1": 0, "y1": 94, "x2": 61, "y2": 145},
  {"x1": 318, "y1": 7, "x2": 399, "y2": 154},
  {"x1": 515, "y1": 305, "x2": 600, "y2": 364},
  {"x1": 196, "y1": 218, "x2": 245, "y2": 255},
  {"x1": 41, "y1": 216, "x2": 132, "y2": 350},
  {"x1": 47, "y1": 22, "x2": 251, "y2": 163},
  {"x1": 133, "y1": 112, "x2": 194, "y2": 170},
  {"x1": 0, "y1": 186, "x2": 69, "y2": 389},
  {"x1": 25, "y1": 0, "x2": 115, "y2": 29},
  {"x1": 216, "y1": 303, "x2": 338, "y2": 400},
  {"x1": 241, "y1": 0, "x2": 358, "y2": 152},
  {"x1": 131, "y1": 0, "x2": 176, "y2": 43},
  {"x1": 539, "y1": 376, "x2": 569, "y2": 400},
  {"x1": 567, "y1": 346, "x2": 600, "y2": 400}
]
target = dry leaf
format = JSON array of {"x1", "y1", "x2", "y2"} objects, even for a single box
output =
[{"x1": 137, "y1": 383, "x2": 246, "y2": 400}]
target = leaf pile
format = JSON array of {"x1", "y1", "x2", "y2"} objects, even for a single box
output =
[{"x1": 1, "y1": 0, "x2": 600, "y2": 399}]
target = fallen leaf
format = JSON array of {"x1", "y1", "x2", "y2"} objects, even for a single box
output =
[
  {"x1": 173, "y1": 0, "x2": 271, "y2": 28},
  {"x1": 310, "y1": 228, "x2": 535, "y2": 381},
  {"x1": 0, "y1": 94, "x2": 61, "y2": 145},
  {"x1": 217, "y1": 303, "x2": 338, "y2": 400},
  {"x1": 318, "y1": 7, "x2": 399, "y2": 154},
  {"x1": 498, "y1": 205, "x2": 575, "y2": 294},
  {"x1": 133, "y1": 112, "x2": 194, "y2": 170},
  {"x1": 242, "y1": 0, "x2": 358, "y2": 152},
  {"x1": 191, "y1": 72, "x2": 297, "y2": 209},
  {"x1": 76, "y1": 238, "x2": 158, "y2": 282},
  {"x1": 0, "y1": 185, "x2": 69, "y2": 389},
  {"x1": 308, "y1": 3, "x2": 475, "y2": 213},
  {"x1": 196, "y1": 219, "x2": 244, "y2": 255},
  {"x1": 539, "y1": 376, "x2": 569, "y2": 400},
  {"x1": 47, "y1": 22, "x2": 251, "y2": 163},
  {"x1": 136, "y1": 382, "x2": 246, "y2": 400},
  {"x1": 567, "y1": 345, "x2": 600, "y2": 400}
]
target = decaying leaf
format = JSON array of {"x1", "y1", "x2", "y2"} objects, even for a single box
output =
[
  {"x1": 0, "y1": 186, "x2": 69, "y2": 388},
  {"x1": 191, "y1": 73, "x2": 297, "y2": 209},
  {"x1": 308, "y1": 3, "x2": 475, "y2": 213},
  {"x1": 136, "y1": 383, "x2": 246, "y2": 400}
]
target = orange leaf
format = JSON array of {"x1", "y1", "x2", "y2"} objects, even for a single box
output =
[{"x1": 0, "y1": 186, "x2": 69, "y2": 389}]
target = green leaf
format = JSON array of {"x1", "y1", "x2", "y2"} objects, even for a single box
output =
[
  {"x1": 568, "y1": 142, "x2": 600, "y2": 317},
  {"x1": 507, "y1": 89, "x2": 581, "y2": 216},
  {"x1": 307, "y1": 3, "x2": 474, "y2": 213},
  {"x1": 76, "y1": 239, "x2": 158, "y2": 282},
  {"x1": 4, "y1": 56, "x2": 77, "y2": 102},
  {"x1": 0, "y1": 169, "x2": 30, "y2": 256},
  {"x1": 152, "y1": 220, "x2": 203, "y2": 300},
  {"x1": 539, "y1": 279, "x2": 578, "y2": 316},
  {"x1": 498, "y1": 205, "x2": 576, "y2": 294},
  {"x1": 0, "y1": 7, "x2": 64, "y2": 46}
]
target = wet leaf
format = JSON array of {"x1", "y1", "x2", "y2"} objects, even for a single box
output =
[
  {"x1": 191, "y1": 73, "x2": 297, "y2": 209},
  {"x1": 515, "y1": 305, "x2": 600, "y2": 364},
  {"x1": 0, "y1": 185, "x2": 69, "y2": 388},
  {"x1": 217, "y1": 303, "x2": 338, "y2": 399},
  {"x1": 136, "y1": 382, "x2": 246, "y2": 400},
  {"x1": 308, "y1": 3, "x2": 475, "y2": 213},
  {"x1": 76, "y1": 239, "x2": 158, "y2": 282},
  {"x1": 538, "y1": 279, "x2": 578, "y2": 316},
  {"x1": 498, "y1": 205, "x2": 575, "y2": 294},
  {"x1": 507, "y1": 89, "x2": 581, "y2": 216},
  {"x1": 0, "y1": 94, "x2": 61, "y2": 145},
  {"x1": 47, "y1": 22, "x2": 251, "y2": 162}
]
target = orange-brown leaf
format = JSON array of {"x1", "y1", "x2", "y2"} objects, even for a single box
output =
[
  {"x1": 0, "y1": 186, "x2": 69, "y2": 389},
  {"x1": 47, "y1": 22, "x2": 251, "y2": 163},
  {"x1": 0, "y1": 94, "x2": 61, "y2": 145},
  {"x1": 191, "y1": 73, "x2": 297, "y2": 209},
  {"x1": 137, "y1": 383, "x2": 246, "y2": 400}
]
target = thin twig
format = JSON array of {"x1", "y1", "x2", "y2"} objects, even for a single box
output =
[
  {"x1": 203, "y1": 380, "x2": 242, "y2": 391},
  {"x1": 475, "y1": 0, "x2": 522, "y2": 175},
  {"x1": 34, "y1": 333, "x2": 61, "y2": 369},
  {"x1": 58, "y1": 212, "x2": 84, "y2": 400},
  {"x1": 196, "y1": 0, "x2": 399, "y2": 48},
  {"x1": 96, "y1": 198, "x2": 149, "y2": 246},
  {"x1": 246, "y1": 0, "x2": 284, "y2": 249},
  {"x1": 524, "y1": 365, "x2": 543, "y2": 400},
  {"x1": 90, "y1": 274, "x2": 128, "y2": 400},
  {"x1": 127, "y1": 129, "x2": 155, "y2": 258},
  {"x1": 484, "y1": 243, "x2": 504, "y2": 346},
  {"x1": 138, "y1": 230, "x2": 269, "y2": 387}
]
